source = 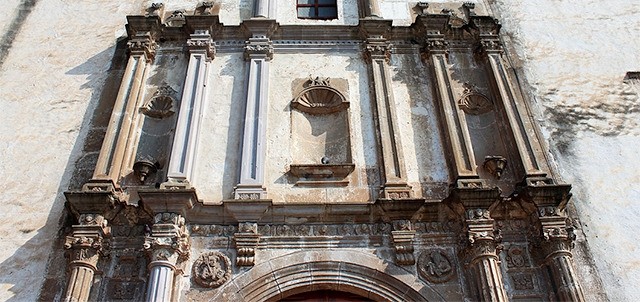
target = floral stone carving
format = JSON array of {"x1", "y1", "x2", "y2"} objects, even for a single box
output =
[
  {"x1": 417, "y1": 250, "x2": 455, "y2": 283},
  {"x1": 192, "y1": 251, "x2": 231, "y2": 288}
]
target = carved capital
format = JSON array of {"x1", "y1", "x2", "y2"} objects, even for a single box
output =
[
  {"x1": 187, "y1": 30, "x2": 216, "y2": 61},
  {"x1": 144, "y1": 213, "x2": 190, "y2": 265},
  {"x1": 363, "y1": 38, "x2": 392, "y2": 63},
  {"x1": 244, "y1": 37, "x2": 274, "y2": 61},
  {"x1": 64, "y1": 215, "x2": 110, "y2": 270},
  {"x1": 424, "y1": 34, "x2": 449, "y2": 57},
  {"x1": 463, "y1": 209, "x2": 503, "y2": 264},
  {"x1": 127, "y1": 32, "x2": 157, "y2": 62}
]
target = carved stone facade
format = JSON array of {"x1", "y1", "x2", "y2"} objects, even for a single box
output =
[{"x1": 1, "y1": 0, "x2": 619, "y2": 301}]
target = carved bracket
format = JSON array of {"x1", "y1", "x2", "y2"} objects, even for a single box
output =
[
  {"x1": 244, "y1": 37, "x2": 274, "y2": 61},
  {"x1": 234, "y1": 222, "x2": 260, "y2": 266},
  {"x1": 392, "y1": 220, "x2": 415, "y2": 265}
]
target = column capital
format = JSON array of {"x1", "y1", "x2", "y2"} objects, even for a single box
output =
[
  {"x1": 425, "y1": 34, "x2": 449, "y2": 57},
  {"x1": 64, "y1": 215, "x2": 110, "y2": 269},
  {"x1": 128, "y1": 32, "x2": 158, "y2": 62},
  {"x1": 363, "y1": 38, "x2": 392, "y2": 63},
  {"x1": 144, "y1": 213, "x2": 191, "y2": 265},
  {"x1": 244, "y1": 36, "x2": 274, "y2": 61},
  {"x1": 187, "y1": 30, "x2": 216, "y2": 61}
]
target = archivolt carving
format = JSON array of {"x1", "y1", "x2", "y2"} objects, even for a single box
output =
[
  {"x1": 192, "y1": 251, "x2": 231, "y2": 288},
  {"x1": 292, "y1": 77, "x2": 348, "y2": 114}
]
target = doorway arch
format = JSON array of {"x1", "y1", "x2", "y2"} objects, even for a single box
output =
[{"x1": 209, "y1": 250, "x2": 444, "y2": 301}]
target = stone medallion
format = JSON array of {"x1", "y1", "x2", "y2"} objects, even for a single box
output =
[
  {"x1": 417, "y1": 250, "x2": 455, "y2": 283},
  {"x1": 192, "y1": 251, "x2": 231, "y2": 288}
]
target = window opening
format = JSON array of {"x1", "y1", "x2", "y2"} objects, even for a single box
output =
[{"x1": 297, "y1": 0, "x2": 337, "y2": 19}]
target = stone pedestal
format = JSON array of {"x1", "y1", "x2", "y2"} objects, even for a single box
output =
[{"x1": 164, "y1": 30, "x2": 215, "y2": 189}]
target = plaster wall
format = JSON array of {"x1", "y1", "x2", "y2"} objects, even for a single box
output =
[
  {"x1": 489, "y1": 0, "x2": 640, "y2": 300},
  {"x1": 0, "y1": 1, "x2": 141, "y2": 300}
]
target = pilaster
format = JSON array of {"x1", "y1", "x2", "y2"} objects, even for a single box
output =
[
  {"x1": 234, "y1": 20, "x2": 277, "y2": 200},
  {"x1": 254, "y1": 0, "x2": 275, "y2": 18},
  {"x1": 88, "y1": 17, "x2": 160, "y2": 191},
  {"x1": 63, "y1": 214, "x2": 110, "y2": 302},
  {"x1": 143, "y1": 213, "x2": 190, "y2": 302},
  {"x1": 360, "y1": 0, "x2": 381, "y2": 18},
  {"x1": 475, "y1": 17, "x2": 547, "y2": 181},
  {"x1": 163, "y1": 29, "x2": 216, "y2": 189},
  {"x1": 361, "y1": 19, "x2": 412, "y2": 199},
  {"x1": 421, "y1": 21, "x2": 478, "y2": 182}
]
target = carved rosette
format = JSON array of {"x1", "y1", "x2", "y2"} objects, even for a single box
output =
[
  {"x1": 144, "y1": 213, "x2": 190, "y2": 265},
  {"x1": 417, "y1": 250, "x2": 455, "y2": 283},
  {"x1": 187, "y1": 30, "x2": 216, "y2": 61},
  {"x1": 364, "y1": 38, "x2": 392, "y2": 62},
  {"x1": 244, "y1": 37, "x2": 274, "y2": 61},
  {"x1": 127, "y1": 33, "x2": 157, "y2": 61},
  {"x1": 192, "y1": 251, "x2": 231, "y2": 288}
]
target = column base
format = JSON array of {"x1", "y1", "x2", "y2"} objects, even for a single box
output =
[{"x1": 234, "y1": 184, "x2": 267, "y2": 200}]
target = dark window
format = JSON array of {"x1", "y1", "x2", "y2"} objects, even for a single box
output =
[{"x1": 297, "y1": 0, "x2": 337, "y2": 19}]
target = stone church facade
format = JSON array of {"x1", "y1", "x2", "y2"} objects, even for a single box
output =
[{"x1": 5, "y1": 0, "x2": 640, "y2": 301}]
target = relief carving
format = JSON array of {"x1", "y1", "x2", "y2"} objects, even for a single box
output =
[
  {"x1": 458, "y1": 84, "x2": 493, "y2": 115},
  {"x1": 192, "y1": 251, "x2": 231, "y2": 288},
  {"x1": 505, "y1": 246, "x2": 528, "y2": 268},
  {"x1": 512, "y1": 273, "x2": 535, "y2": 290},
  {"x1": 417, "y1": 250, "x2": 455, "y2": 283},
  {"x1": 141, "y1": 84, "x2": 177, "y2": 119}
]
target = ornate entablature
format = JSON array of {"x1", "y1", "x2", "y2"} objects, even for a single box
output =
[{"x1": 57, "y1": 1, "x2": 588, "y2": 301}]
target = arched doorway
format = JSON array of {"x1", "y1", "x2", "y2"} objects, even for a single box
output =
[
  {"x1": 280, "y1": 290, "x2": 373, "y2": 302},
  {"x1": 210, "y1": 250, "x2": 443, "y2": 302}
]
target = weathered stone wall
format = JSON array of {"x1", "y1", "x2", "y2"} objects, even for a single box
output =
[
  {"x1": 488, "y1": 0, "x2": 640, "y2": 300},
  {"x1": 0, "y1": 0, "x2": 637, "y2": 300}
]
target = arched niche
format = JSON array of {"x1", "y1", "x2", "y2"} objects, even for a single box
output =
[
  {"x1": 457, "y1": 84, "x2": 514, "y2": 190},
  {"x1": 289, "y1": 77, "x2": 354, "y2": 185},
  {"x1": 209, "y1": 250, "x2": 441, "y2": 302}
]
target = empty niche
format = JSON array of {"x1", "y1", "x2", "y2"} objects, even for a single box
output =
[
  {"x1": 289, "y1": 77, "x2": 354, "y2": 185},
  {"x1": 127, "y1": 83, "x2": 180, "y2": 186},
  {"x1": 457, "y1": 83, "x2": 514, "y2": 188}
]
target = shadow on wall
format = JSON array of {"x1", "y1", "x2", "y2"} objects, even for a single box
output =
[
  {"x1": 0, "y1": 0, "x2": 39, "y2": 70},
  {"x1": 0, "y1": 37, "x2": 128, "y2": 301}
]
